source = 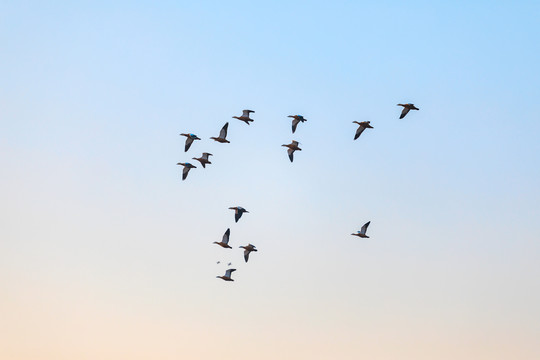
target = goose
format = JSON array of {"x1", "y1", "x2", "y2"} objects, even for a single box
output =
[
  {"x1": 192, "y1": 152, "x2": 213, "y2": 168},
  {"x1": 288, "y1": 115, "x2": 307, "y2": 134},
  {"x1": 217, "y1": 268, "x2": 236, "y2": 281},
  {"x1": 233, "y1": 109, "x2": 255, "y2": 125},
  {"x1": 213, "y1": 228, "x2": 232, "y2": 248},
  {"x1": 397, "y1": 103, "x2": 419, "y2": 119},
  {"x1": 352, "y1": 121, "x2": 374, "y2": 140},
  {"x1": 281, "y1": 140, "x2": 302, "y2": 162},
  {"x1": 229, "y1": 206, "x2": 249, "y2": 223},
  {"x1": 351, "y1": 221, "x2": 371, "y2": 238},
  {"x1": 176, "y1": 162, "x2": 196, "y2": 180},
  {"x1": 239, "y1": 244, "x2": 257, "y2": 263},
  {"x1": 179, "y1": 133, "x2": 201, "y2": 152},
  {"x1": 210, "y1": 122, "x2": 230, "y2": 143}
]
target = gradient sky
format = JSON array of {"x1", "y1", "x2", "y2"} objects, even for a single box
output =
[{"x1": 1, "y1": 1, "x2": 539, "y2": 359}]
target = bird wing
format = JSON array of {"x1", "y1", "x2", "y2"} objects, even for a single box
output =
[
  {"x1": 202, "y1": 153, "x2": 210, "y2": 160},
  {"x1": 222, "y1": 228, "x2": 230, "y2": 244},
  {"x1": 185, "y1": 137, "x2": 194, "y2": 151},
  {"x1": 400, "y1": 107, "x2": 410, "y2": 119},
  {"x1": 360, "y1": 221, "x2": 371, "y2": 235},
  {"x1": 182, "y1": 166, "x2": 190, "y2": 180},
  {"x1": 219, "y1": 122, "x2": 229, "y2": 138},
  {"x1": 244, "y1": 249, "x2": 250, "y2": 263},
  {"x1": 235, "y1": 211, "x2": 242, "y2": 223},
  {"x1": 242, "y1": 110, "x2": 254, "y2": 117},
  {"x1": 354, "y1": 125, "x2": 365, "y2": 140},
  {"x1": 225, "y1": 269, "x2": 236, "y2": 277},
  {"x1": 292, "y1": 118, "x2": 300, "y2": 133},
  {"x1": 292, "y1": 140, "x2": 299, "y2": 146},
  {"x1": 287, "y1": 148, "x2": 294, "y2": 162}
]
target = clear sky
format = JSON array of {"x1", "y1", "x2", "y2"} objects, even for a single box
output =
[{"x1": 1, "y1": 1, "x2": 539, "y2": 359}]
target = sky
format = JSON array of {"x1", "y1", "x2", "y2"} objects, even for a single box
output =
[{"x1": 1, "y1": 1, "x2": 539, "y2": 359}]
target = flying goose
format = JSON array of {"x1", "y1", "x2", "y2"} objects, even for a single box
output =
[
  {"x1": 179, "y1": 133, "x2": 201, "y2": 152},
  {"x1": 192, "y1": 152, "x2": 213, "y2": 168},
  {"x1": 281, "y1": 140, "x2": 302, "y2": 162},
  {"x1": 176, "y1": 162, "x2": 196, "y2": 180},
  {"x1": 210, "y1": 122, "x2": 230, "y2": 143},
  {"x1": 213, "y1": 228, "x2": 232, "y2": 249},
  {"x1": 217, "y1": 268, "x2": 236, "y2": 281},
  {"x1": 351, "y1": 221, "x2": 371, "y2": 238},
  {"x1": 229, "y1": 206, "x2": 249, "y2": 223},
  {"x1": 239, "y1": 244, "x2": 257, "y2": 263},
  {"x1": 233, "y1": 109, "x2": 255, "y2": 125},
  {"x1": 397, "y1": 103, "x2": 419, "y2": 119},
  {"x1": 352, "y1": 121, "x2": 374, "y2": 140},
  {"x1": 288, "y1": 115, "x2": 307, "y2": 134}
]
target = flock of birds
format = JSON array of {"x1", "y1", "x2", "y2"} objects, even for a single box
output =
[{"x1": 177, "y1": 103, "x2": 420, "y2": 282}]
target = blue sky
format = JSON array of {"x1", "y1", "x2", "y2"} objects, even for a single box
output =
[{"x1": 1, "y1": 1, "x2": 539, "y2": 359}]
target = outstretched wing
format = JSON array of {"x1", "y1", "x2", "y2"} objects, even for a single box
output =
[
  {"x1": 244, "y1": 249, "x2": 250, "y2": 263},
  {"x1": 354, "y1": 125, "x2": 365, "y2": 140},
  {"x1": 360, "y1": 221, "x2": 371, "y2": 235},
  {"x1": 225, "y1": 268, "x2": 236, "y2": 277},
  {"x1": 219, "y1": 122, "x2": 229, "y2": 138},
  {"x1": 292, "y1": 140, "x2": 299, "y2": 146},
  {"x1": 185, "y1": 137, "x2": 194, "y2": 151},
  {"x1": 234, "y1": 211, "x2": 242, "y2": 223},
  {"x1": 287, "y1": 148, "x2": 294, "y2": 162},
  {"x1": 182, "y1": 166, "x2": 191, "y2": 180},
  {"x1": 222, "y1": 228, "x2": 230, "y2": 244},
  {"x1": 202, "y1": 152, "x2": 212, "y2": 160},
  {"x1": 292, "y1": 118, "x2": 301, "y2": 133},
  {"x1": 400, "y1": 107, "x2": 410, "y2": 119},
  {"x1": 242, "y1": 110, "x2": 254, "y2": 117}
]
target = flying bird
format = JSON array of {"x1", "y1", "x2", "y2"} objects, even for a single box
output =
[
  {"x1": 288, "y1": 115, "x2": 307, "y2": 133},
  {"x1": 352, "y1": 121, "x2": 374, "y2": 140},
  {"x1": 192, "y1": 152, "x2": 213, "y2": 168},
  {"x1": 281, "y1": 140, "x2": 302, "y2": 162},
  {"x1": 179, "y1": 133, "x2": 201, "y2": 152},
  {"x1": 176, "y1": 162, "x2": 196, "y2": 180},
  {"x1": 216, "y1": 261, "x2": 220, "y2": 264},
  {"x1": 217, "y1": 268, "x2": 236, "y2": 281},
  {"x1": 351, "y1": 221, "x2": 371, "y2": 238},
  {"x1": 233, "y1": 109, "x2": 255, "y2": 125},
  {"x1": 397, "y1": 103, "x2": 419, "y2": 119},
  {"x1": 210, "y1": 122, "x2": 230, "y2": 143},
  {"x1": 227, "y1": 262, "x2": 232, "y2": 266},
  {"x1": 213, "y1": 228, "x2": 232, "y2": 249},
  {"x1": 229, "y1": 206, "x2": 249, "y2": 223},
  {"x1": 239, "y1": 244, "x2": 257, "y2": 263}
]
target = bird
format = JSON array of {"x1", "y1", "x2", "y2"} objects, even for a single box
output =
[
  {"x1": 352, "y1": 121, "x2": 374, "y2": 140},
  {"x1": 239, "y1": 244, "x2": 257, "y2": 263},
  {"x1": 233, "y1": 109, "x2": 255, "y2": 125},
  {"x1": 213, "y1": 228, "x2": 232, "y2": 249},
  {"x1": 229, "y1": 206, "x2": 249, "y2": 223},
  {"x1": 397, "y1": 103, "x2": 419, "y2": 119},
  {"x1": 176, "y1": 162, "x2": 196, "y2": 180},
  {"x1": 192, "y1": 152, "x2": 213, "y2": 168},
  {"x1": 179, "y1": 133, "x2": 201, "y2": 152},
  {"x1": 216, "y1": 261, "x2": 220, "y2": 264},
  {"x1": 288, "y1": 115, "x2": 307, "y2": 133},
  {"x1": 351, "y1": 221, "x2": 371, "y2": 238},
  {"x1": 210, "y1": 122, "x2": 230, "y2": 143},
  {"x1": 217, "y1": 268, "x2": 236, "y2": 281},
  {"x1": 281, "y1": 140, "x2": 302, "y2": 162},
  {"x1": 227, "y1": 262, "x2": 232, "y2": 266}
]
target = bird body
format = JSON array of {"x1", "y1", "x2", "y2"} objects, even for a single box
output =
[
  {"x1": 217, "y1": 268, "x2": 236, "y2": 281},
  {"x1": 210, "y1": 122, "x2": 230, "y2": 143},
  {"x1": 229, "y1": 206, "x2": 249, "y2": 223},
  {"x1": 213, "y1": 228, "x2": 232, "y2": 248},
  {"x1": 288, "y1": 115, "x2": 307, "y2": 133},
  {"x1": 239, "y1": 244, "x2": 257, "y2": 263},
  {"x1": 351, "y1": 221, "x2": 371, "y2": 238},
  {"x1": 192, "y1": 152, "x2": 213, "y2": 168},
  {"x1": 282, "y1": 140, "x2": 302, "y2": 162},
  {"x1": 176, "y1": 162, "x2": 196, "y2": 180},
  {"x1": 397, "y1": 103, "x2": 419, "y2": 119},
  {"x1": 352, "y1": 121, "x2": 374, "y2": 140},
  {"x1": 233, "y1": 109, "x2": 255, "y2": 125},
  {"x1": 180, "y1": 133, "x2": 201, "y2": 152}
]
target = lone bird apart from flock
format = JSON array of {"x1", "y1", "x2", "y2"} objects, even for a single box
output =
[
  {"x1": 240, "y1": 244, "x2": 257, "y2": 263},
  {"x1": 179, "y1": 133, "x2": 201, "y2": 152},
  {"x1": 282, "y1": 140, "x2": 302, "y2": 162},
  {"x1": 351, "y1": 221, "x2": 371, "y2": 238},
  {"x1": 353, "y1": 121, "x2": 374, "y2": 140},
  {"x1": 213, "y1": 228, "x2": 232, "y2": 248},
  {"x1": 217, "y1": 268, "x2": 236, "y2": 281},
  {"x1": 397, "y1": 103, "x2": 419, "y2": 119},
  {"x1": 210, "y1": 122, "x2": 230, "y2": 143},
  {"x1": 288, "y1": 115, "x2": 307, "y2": 133},
  {"x1": 192, "y1": 152, "x2": 213, "y2": 168},
  {"x1": 233, "y1": 109, "x2": 255, "y2": 125},
  {"x1": 176, "y1": 162, "x2": 196, "y2": 180},
  {"x1": 229, "y1": 206, "x2": 249, "y2": 223}
]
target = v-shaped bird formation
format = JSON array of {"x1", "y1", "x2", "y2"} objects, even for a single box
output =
[{"x1": 177, "y1": 105, "x2": 420, "y2": 281}]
